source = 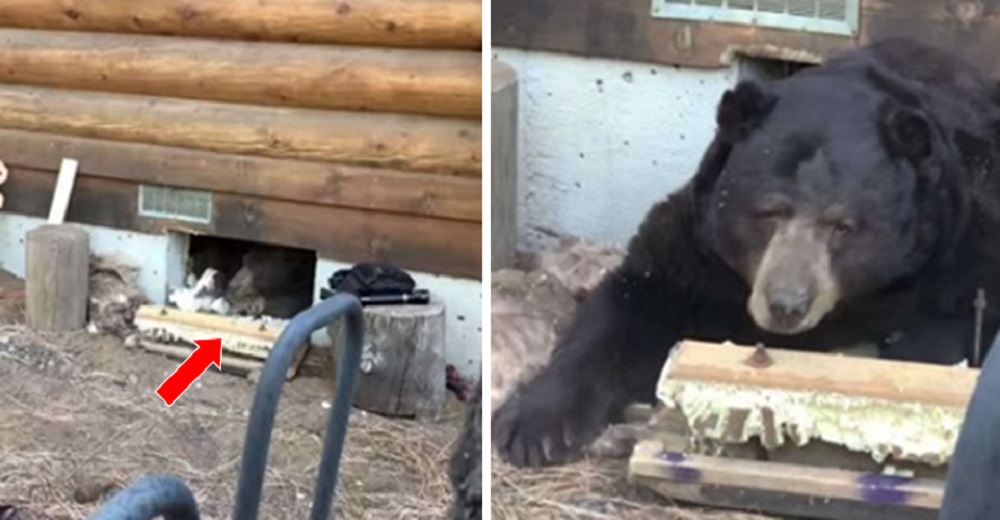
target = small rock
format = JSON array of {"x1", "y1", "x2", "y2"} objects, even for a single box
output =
[
  {"x1": 72, "y1": 477, "x2": 117, "y2": 504},
  {"x1": 123, "y1": 334, "x2": 140, "y2": 349}
]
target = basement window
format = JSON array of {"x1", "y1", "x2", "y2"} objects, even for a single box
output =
[
  {"x1": 651, "y1": 0, "x2": 860, "y2": 37},
  {"x1": 174, "y1": 235, "x2": 317, "y2": 320}
]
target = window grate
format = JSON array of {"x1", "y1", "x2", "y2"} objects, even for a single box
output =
[
  {"x1": 138, "y1": 185, "x2": 213, "y2": 224},
  {"x1": 652, "y1": 0, "x2": 858, "y2": 36}
]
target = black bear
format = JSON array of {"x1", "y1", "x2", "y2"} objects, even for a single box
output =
[
  {"x1": 493, "y1": 37, "x2": 1000, "y2": 468},
  {"x1": 448, "y1": 381, "x2": 482, "y2": 519}
]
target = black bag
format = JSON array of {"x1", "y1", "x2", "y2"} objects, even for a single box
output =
[{"x1": 327, "y1": 262, "x2": 416, "y2": 297}]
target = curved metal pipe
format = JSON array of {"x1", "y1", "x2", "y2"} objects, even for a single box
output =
[
  {"x1": 86, "y1": 474, "x2": 200, "y2": 520},
  {"x1": 231, "y1": 293, "x2": 365, "y2": 520},
  {"x1": 939, "y1": 332, "x2": 1000, "y2": 520}
]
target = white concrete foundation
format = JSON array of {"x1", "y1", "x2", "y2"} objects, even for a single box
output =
[
  {"x1": 492, "y1": 48, "x2": 736, "y2": 251},
  {"x1": 0, "y1": 213, "x2": 174, "y2": 303},
  {"x1": 0, "y1": 213, "x2": 482, "y2": 377}
]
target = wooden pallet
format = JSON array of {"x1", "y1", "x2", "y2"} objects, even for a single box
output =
[{"x1": 628, "y1": 340, "x2": 980, "y2": 519}]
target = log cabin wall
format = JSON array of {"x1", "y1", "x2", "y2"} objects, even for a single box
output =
[
  {"x1": 0, "y1": 0, "x2": 483, "y2": 280},
  {"x1": 494, "y1": 0, "x2": 1000, "y2": 77}
]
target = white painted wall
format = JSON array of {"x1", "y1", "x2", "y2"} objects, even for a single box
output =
[
  {"x1": 0, "y1": 213, "x2": 174, "y2": 303},
  {"x1": 492, "y1": 48, "x2": 737, "y2": 252}
]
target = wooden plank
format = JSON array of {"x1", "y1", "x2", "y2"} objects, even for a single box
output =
[
  {"x1": 0, "y1": 0, "x2": 482, "y2": 50},
  {"x1": 493, "y1": 0, "x2": 850, "y2": 69},
  {"x1": 0, "y1": 29, "x2": 480, "y2": 119},
  {"x1": 494, "y1": 0, "x2": 1000, "y2": 77},
  {"x1": 47, "y1": 158, "x2": 79, "y2": 224},
  {"x1": 0, "y1": 129, "x2": 480, "y2": 222},
  {"x1": 665, "y1": 340, "x2": 978, "y2": 409},
  {"x1": 0, "y1": 84, "x2": 481, "y2": 176},
  {"x1": 630, "y1": 441, "x2": 943, "y2": 516},
  {"x1": 491, "y1": 60, "x2": 518, "y2": 269},
  {"x1": 5, "y1": 167, "x2": 482, "y2": 279}
]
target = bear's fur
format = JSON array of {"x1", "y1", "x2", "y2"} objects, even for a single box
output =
[
  {"x1": 448, "y1": 381, "x2": 482, "y2": 520},
  {"x1": 493, "y1": 37, "x2": 1000, "y2": 468}
]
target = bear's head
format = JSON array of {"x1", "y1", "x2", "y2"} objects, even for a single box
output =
[{"x1": 696, "y1": 72, "x2": 968, "y2": 335}]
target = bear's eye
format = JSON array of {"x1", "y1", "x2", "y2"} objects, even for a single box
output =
[
  {"x1": 831, "y1": 220, "x2": 855, "y2": 238},
  {"x1": 754, "y1": 206, "x2": 792, "y2": 221}
]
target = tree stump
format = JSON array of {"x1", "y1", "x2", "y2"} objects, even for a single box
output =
[
  {"x1": 492, "y1": 59, "x2": 518, "y2": 270},
  {"x1": 326, "y1": 298, "x2": 447, "y2": 421},
  {"x1": 26, "y1": 224, "x2": 90, "y2": 331}
]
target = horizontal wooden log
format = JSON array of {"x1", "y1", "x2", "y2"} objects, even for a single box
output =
[
  {"x1": 664, "y1": 340, "x2": 977, "y2": 409},
  {"x1": 493, "y1": 0, "x2": 850, "y2": 69},
  {"x1": 0, "y1": 0, "x2": 481, "y2": 50},
  {"x1": 0, "y1": 85, "x2": 480, "y2": 176},
  {"x1": 6, "y1": 168, "x2": 482, "y2": 279},
  {"x1": 630, "y1": 441, "x2": 941, "y2": 519},
  {"x1": 0, "y1": 129, "x2": 480, "y2": 222},
  {"x1": 0, "y1": 29, "x2": 480, "y2": 119}
]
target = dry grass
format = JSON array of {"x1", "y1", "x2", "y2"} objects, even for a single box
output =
[
  {"x1": 491, "y1": 451, "x2": 780, "y2": 520},
  {"x1": 0, "y1": 322, "x2": 463, "y2": 520}
]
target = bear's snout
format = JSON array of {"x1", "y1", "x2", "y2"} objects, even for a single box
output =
[
  {"x1": 765, "y1": 283, "x2": 816, "y2": 332},
  {"x1": 748, "y1": 219, "x2": 841, "y2": 335}
]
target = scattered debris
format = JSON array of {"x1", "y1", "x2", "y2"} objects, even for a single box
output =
[
  {"x1": 168, "y1": 268, "x2": 229, "y2": 315},
  {"x1": 532, "y1": 235, "x2": 625, "y2": 300},
  {"x1": 490, "y1": 268, "x2": 577, "y2": 411}
]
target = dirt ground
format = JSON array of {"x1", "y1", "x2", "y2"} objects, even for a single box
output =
[
  {"x1": 491, "y1": 451, "x2": 780, "y2": 520},
  {"x1": 0, "y1": 270, "x2": 464, "y2": 519}
]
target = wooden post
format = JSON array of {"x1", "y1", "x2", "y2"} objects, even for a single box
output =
[
  {"x1": 25, "y1": 224, "x2": 90, "y2": 331},
  {"x1": 326, "y1": 299, "x2": 447, "y2": 421},
  {"x1": 491, "y1": 59, "x2": 518, "y2": 269}
]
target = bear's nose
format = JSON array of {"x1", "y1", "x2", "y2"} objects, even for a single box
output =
[{"x1": 767, "y1": 287, "x2": 812, "y2": 326}]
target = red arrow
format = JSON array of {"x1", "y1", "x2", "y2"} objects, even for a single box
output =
[{"x1": 155, "y1": 338, "x2": 222, "y2": 406}]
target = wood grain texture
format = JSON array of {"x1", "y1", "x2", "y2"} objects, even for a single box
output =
[
  {"x1": 327, "y1": 300, "x2": 447, "y2": 420},
  {"x1": 494, "y1": 0, "x2": 1000, "y2": 76},
  {"x1": 0, "y1": 0, "x2": 482, "y2": 49},
  {"x1": 26, "y1": 224, "x2": 90, "y2": 332},
  {"x1": 493, "y1": 0, "x2": 849, "y2": 68},
  {"x1": 6, "y1": 168, "x2": 482, "y2": 279},
  {"x1": 665, "y1": 340, "x2": 977, "y2": 409},
  {"x1": 0, "y1": 85, "x2": 481, "y2": 176},
  {"x1": 0, "y1": 29, "x2": 480, "y2": 119},
  {"x1": 491, "y1": 60, "x2": 518, "y2": 269},
  {"x1": 0, "y1": 129, "x2": 481, "y2": 222},
  {"x1": 630, "y1": 441, "x2": 942, "y2": 519}
]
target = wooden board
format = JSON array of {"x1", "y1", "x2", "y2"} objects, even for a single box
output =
[
  {"x1": 0, "y1": 84, "x2": 481, "y2": 176},
  {"x1": 0, "y1": 0, "x2": 482, "y2": 50},
  {"x1": 0, "y1": 29, "x2": 480, "y2": 119},
  {"x1": 136, "y1": 304, "x2": 282, "y2": 360},
  {"x1": 0, "y1": 129, "x2": 480, "y2": 223},
  {"x1": 493, "y1": 0, "x2": 848, "y2": 69},
  {"x1": 630, "y1": 440, "x2": 942, "y2": 519},
  {"x1": 665, "y1": 340, "x2": 978, "y2": 409},
  {"x1": 6, "y1": 168, "x2": 482, "y2": 279},
  {"x1": 494, "y1": 0, "x2": 1000, "y2": 77}
]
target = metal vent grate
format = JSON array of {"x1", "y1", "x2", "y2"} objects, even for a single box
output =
[
  {"x1": 138, "y1": 185, "x2": 213, "y2": 224},
  {"x1": 652, "y1": 0, "x2": 858, "y2": 36}
]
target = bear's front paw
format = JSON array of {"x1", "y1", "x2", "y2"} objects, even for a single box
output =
[{"x1": 492, "y1": 384, "x2": 611, "y2": 468}]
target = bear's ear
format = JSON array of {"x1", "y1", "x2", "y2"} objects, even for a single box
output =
[
  {"x1": 880, "y1": 104, "x2": 932, "y2": 162},
  {"x1": 716, "y1": 81, "x2": 776, "y2": 142}
]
